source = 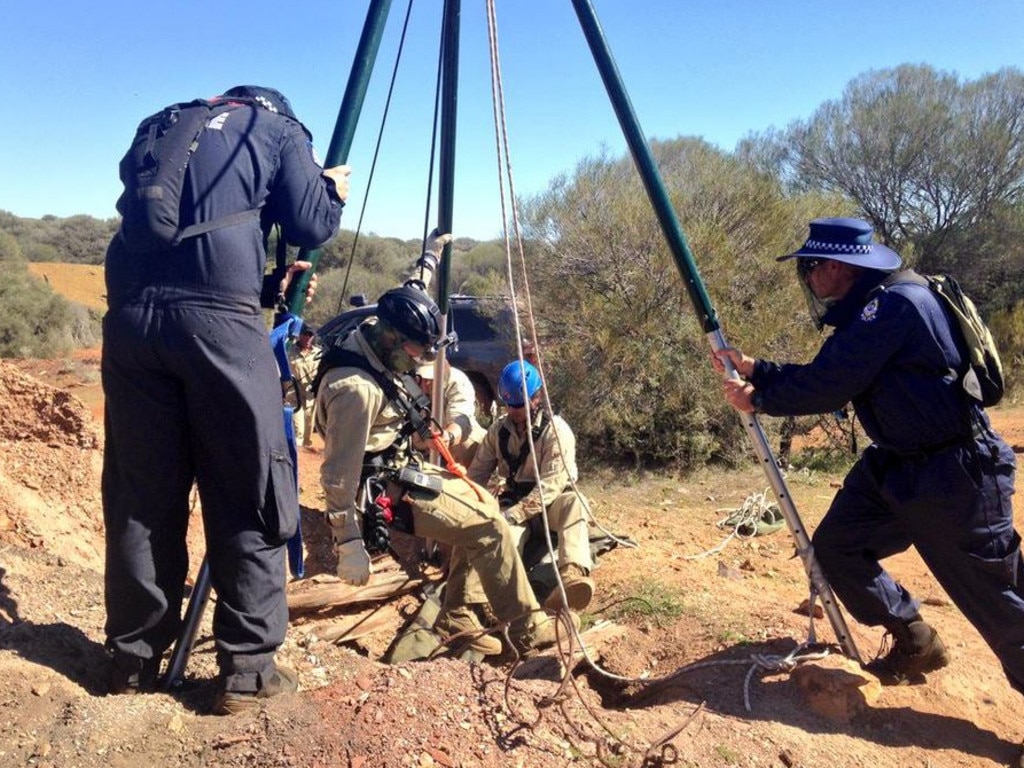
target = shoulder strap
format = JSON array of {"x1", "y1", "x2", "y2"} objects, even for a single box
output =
[
  {"x1": 876, "y1": 268, "x2": 928, "y2": 292},
  {"x1": 311, "y1": 344, "x2": 434, "y2": 438},
  {"x1": 498, "y1": 416, "x2": 550, "y2": 486},
  {"x1": 312, "y1": 346, "x2": 398, "y2": 402}
]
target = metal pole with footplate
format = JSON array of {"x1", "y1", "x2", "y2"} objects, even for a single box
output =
[{"x1": 568, "y1": 0, "x2": 861, "y2": 663}]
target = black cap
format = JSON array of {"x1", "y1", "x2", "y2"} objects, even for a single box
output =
[{"x1": 222, "y1": 85, "x2": 298, "y2": 121}]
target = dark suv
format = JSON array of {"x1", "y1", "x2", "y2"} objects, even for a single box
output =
[{"x1": 316, "y1": 294, "x2": 515, "y2": 415}]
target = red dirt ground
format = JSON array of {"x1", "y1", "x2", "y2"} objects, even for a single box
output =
[{"x1": 2, "y1": 352, "x2": 1024, "y2": 768}]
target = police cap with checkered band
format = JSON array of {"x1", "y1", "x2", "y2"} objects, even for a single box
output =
[{"x1": 778, "y1": 217, "x2": 902, "y2": 271}]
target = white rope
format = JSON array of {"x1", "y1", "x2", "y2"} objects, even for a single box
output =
[
  {"x1": 683, "y1": 488, "x2": 779, "y2": 560},
  {"x1": 479, "y1": 10, "x2": 836, "y2": 747},
  {"x1": 483, "y1": 0, "x2": 637, "y2": 686}
]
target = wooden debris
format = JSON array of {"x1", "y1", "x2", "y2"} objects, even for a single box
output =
[
  {"x1": 312, "y1": 611, "x2": 399, "y2": 644},
  {"x1": 287, "y1": 572, "x2": 422, "y2": 613}
]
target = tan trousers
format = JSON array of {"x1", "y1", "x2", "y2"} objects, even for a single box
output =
[
  {"x1": 509, "y1": 491, "x2": 593, "y2": 572},
  {"x1": 398, "y1": 464, "x2": 540, "y2": 631},
  {"x1": 292, "y1": 400, "x2": 315, "y2": 447},
  {"x1": 448, "y1": 436, "x2": 481, "y2": 469}
]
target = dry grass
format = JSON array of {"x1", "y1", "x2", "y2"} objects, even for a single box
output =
[{"x1": 26, "y1": 262, "x2": 106, "y2": 312}]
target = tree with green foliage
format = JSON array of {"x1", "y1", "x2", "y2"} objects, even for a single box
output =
[
  {"x1": 783, "y1": 65, "x2": 1024, "y2": 310},
  {"x1": 519, "y1": 139, "x2": 830, "y2": 470}
]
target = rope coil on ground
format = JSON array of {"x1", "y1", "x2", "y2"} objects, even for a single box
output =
[{"x1": 684, "y1": 488, "x2": 784, "y2": 560}]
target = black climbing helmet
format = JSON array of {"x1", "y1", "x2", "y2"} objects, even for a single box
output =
[{"x1": 376, "y1": 282, "x2": 442, "y2": 347}]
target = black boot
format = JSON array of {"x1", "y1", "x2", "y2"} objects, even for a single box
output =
[
  {"x1": 107, "y1": 651, "x2": 161, "y2": 695},
  {"x1": 863, "y1": 616, "x2": 950, "y2": 684}
]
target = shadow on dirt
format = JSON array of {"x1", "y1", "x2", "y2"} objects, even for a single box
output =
[
  {"x1": 0, "y1": 617, "x2": 109, "y2": 695},
  {"x1": 583, "y1": 637, "x2": 1018, "y2": 765}
]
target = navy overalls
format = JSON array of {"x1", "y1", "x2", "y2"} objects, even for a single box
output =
[
  {"x1": 102, "y1": 101, "x2": 341, "y2": 685},
  {"x1": 751, "y1": 271, "x2": 1022, "y2": 692}
]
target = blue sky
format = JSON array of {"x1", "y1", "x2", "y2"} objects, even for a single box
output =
[{"x1": 3, "y1": 1, "x2": 1024, "y2": 241}]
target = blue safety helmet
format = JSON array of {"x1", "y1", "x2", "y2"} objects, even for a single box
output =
[{"x1": 498, "y1": 360, "x2": 542, "y2": 407}]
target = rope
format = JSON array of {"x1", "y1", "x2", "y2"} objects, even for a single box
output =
[
  {"x1": 478, "y1": 6, "x2": 833, "y2": 764},
  {"x1": 482, "y1": 0, "x2": 635, "y2": 562},
  {"x1": 418, "y1": 0, "x2": 447, "y2": 259},
  {"x1": 683, "y1": 488, "x2": 783, "y2": 560}
]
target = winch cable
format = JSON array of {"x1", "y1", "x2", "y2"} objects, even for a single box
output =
[
  {"x1": 484, "y1": 6, "x2": 834, "y2": 724},
  {"x1": 337, "y1": 0, "x2": 417, "y2": 311},
  {"x1": 483, "y1": 0, "x2": 642, "y2": 686}
]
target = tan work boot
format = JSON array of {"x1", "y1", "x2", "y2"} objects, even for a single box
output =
[
  {"x1": 213, "y1": 664, "x2": 299, "y2": 715},
  {"x1": 434, "y1": 605, "x2": 503, "y2": 656},
  {"x1": 511, "y1": 610, "x2": 580, "y2": 654},
  {"x1": 543, "y1": 563, "x2": 595, "y2": 612}
]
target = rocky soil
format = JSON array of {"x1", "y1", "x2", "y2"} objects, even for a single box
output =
[{"x1": 2, "y1": 353, "x2": 1024, "y2": 768}]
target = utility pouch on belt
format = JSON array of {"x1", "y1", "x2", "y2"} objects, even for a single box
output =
[{"x1": 397, "y1": 466, "x2": 443, "y2": 498}]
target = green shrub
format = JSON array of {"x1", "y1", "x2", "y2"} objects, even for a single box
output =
[
  {"x1": 989, "y1": 301, "x2": 1024, "y2": 403},
  {"x1": 0, "y1": 266, "x2": 74, "y2": 358}
]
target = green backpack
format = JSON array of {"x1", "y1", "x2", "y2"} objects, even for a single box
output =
[{"x1": 886, "y1": 270, "x2": 1005, "y2": 407}]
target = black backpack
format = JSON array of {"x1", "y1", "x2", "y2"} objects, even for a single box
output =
[{"x1": 115, "y1": 98, "x2": 261, "y2": 252}]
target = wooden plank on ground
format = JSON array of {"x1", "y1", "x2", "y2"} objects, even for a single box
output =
[
  {"x1": 310, "y1": 611, "x2": 399, "y2": 644},
  {"x1": 287, "y1": 572, "x2": 422, "y2": 613}
]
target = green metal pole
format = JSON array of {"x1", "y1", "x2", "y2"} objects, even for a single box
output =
[
  {"x1": 569, "y1": 0, "x2": 861, "y2": 663},
  {"x1": 428, "y1": 0, "x2": 460, "y2": 456},
  {"x1": 285, "y1": 0, "x2": 395, "y2": 315},
  {"x1": 435, "y1": 0, "x2": 460, "y2": 316},
  {"x1": 570, "y1": 3, "x2": 717, "y2": 333}
]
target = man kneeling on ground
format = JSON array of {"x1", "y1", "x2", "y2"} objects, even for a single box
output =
[{"x1": 314, "y1": 242, "x2": 563, "y2": 657}]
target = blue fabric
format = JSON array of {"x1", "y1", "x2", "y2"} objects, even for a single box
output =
[
  {"x1": 281, "y1": 404, "x2": 305, "y2": 579},
  {"x1": 750, "y1": 271, "x2": 1023, "y2": 691},
  {"x1": 270, "y1": 311, "x2": 306, "y2": 579},
  {"x1": 270, "y1": 312, "x2": 304, "y2": 382}
]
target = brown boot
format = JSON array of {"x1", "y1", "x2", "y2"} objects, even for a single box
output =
[
  {"x1": 434, "y1": 605, "x2": 503, "y2": 656},
  {"x1": 863, "y1": 618, "x2": 950, "y2": 684},
  {"x1": 510, "y1": 610, "x2": 580, "y2": 654},
  {"x1": 213, "y1": 664, "x2": 299, "y2": 715},
  {"x1": 543, "y1": 563, "x2": 594, "y2": 612}
]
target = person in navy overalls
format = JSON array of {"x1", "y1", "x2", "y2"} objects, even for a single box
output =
[
  {"x1": 102, "y1": 85, "x2": 348, "y2": 712},
  {"x1": 714, "y1": 218, "x2": 1019, "y2": 690}
]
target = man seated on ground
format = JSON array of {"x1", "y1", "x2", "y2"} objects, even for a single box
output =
[
  {"x1": 412, "y1": 360, "x2": 487, "y2": 468},
  {"x1": 314, "y1": 235, "x2": 562, "y2": 657},
  {"x1": 468, "y1": 359, "x2": 595, "y2": 612}
]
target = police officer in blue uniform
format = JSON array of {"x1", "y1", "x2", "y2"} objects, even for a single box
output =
[
  {"x1": 102, "y1": 85, "x2": 348, "y2": 712},
  {"x1": 714, "y1": 218, "x2": 1020, "y2": 691}
]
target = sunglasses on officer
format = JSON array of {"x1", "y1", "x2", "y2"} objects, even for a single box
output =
[{"x1": 796, "y1": 257, "x2": 826, "y2": 280}]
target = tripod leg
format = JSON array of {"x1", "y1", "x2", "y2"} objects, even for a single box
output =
[{"x1": 161, "y1": 558, "x2": 212, "y2": 691}]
